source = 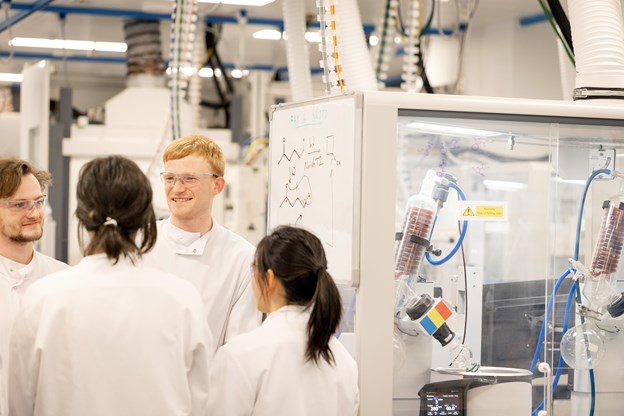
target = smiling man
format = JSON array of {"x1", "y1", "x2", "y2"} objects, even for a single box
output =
[
  {"x1": 144, "y1": 135, "x2": 260, "y2": 353},
  {"x1": 0, "y1": 158, "x2": 69, "y2": 415}
]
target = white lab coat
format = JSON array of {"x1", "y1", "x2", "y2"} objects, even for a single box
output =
[
  {"x1": 0, "y1": 251, "x2": 68, "y2": 416},
  {"x1": 206, "y1": 305, "x2": 360, "y2": 416},
  {"x1": 8, "y1": 253, "x2": 213, "y2": 416},
  {"x1": 143, "y1": 218, "x2": 260, "y2": 352}
]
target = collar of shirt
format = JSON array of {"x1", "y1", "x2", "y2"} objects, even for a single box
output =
[
  {"x1": 164, "y1": 218, "x2": 220, "y2": 256},
  {"x1": 264, "y1": 304, "x2": 310, "y2": 327},
  {"x1": 0, "y1": 252, "x2": 37, "y2": 289}
]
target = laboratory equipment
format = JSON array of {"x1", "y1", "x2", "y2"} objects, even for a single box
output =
[
  {"x1": 421, "y1": 367, "x2": 532, "y2": 416},
  {"x1": 267, "y1": 91, "x2": 624, "y2": 416},
  {"x1": 560, "y1": 178, "x2": 624, "y2": 371},
  {"x1": 393, "y1": 168, "x2": 477, "y2": 373},
  {"x1": 401, "y1": 293, "x2": 476, "y2": 371},
  {"x1": 395, "y1": 170, "x2": 449, "y2": 277}
]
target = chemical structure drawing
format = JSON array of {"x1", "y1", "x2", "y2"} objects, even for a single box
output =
[
  {"x1": 472, "y1": 136, "x2": 493, "y2": 151},
  {"x1": 276, "y1": 134, "x2": 340, "y2": 243},
  {"x1": 325, "y1": 135, "x2": 342, "y2": 166},
  {"x1": 472, "y1": 163, "x2": 489, "y2": 176},
  {"x1": 277, "y1": 137, "x2": 304, "y2": 165},
  {"x1": 280, "y1": 175, "x2": 312, "y2": 208}
]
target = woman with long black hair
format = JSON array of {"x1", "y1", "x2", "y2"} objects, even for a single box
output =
[{"x1": 206, "y1": 225, "x2": 359, "y2": 416}]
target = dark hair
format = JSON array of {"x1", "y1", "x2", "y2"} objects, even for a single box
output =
[
  {"x1": 255, "y1": 225, "x2": 342, "y2": 365},
  {"x1": 76, "y1": 155, "x2": 157, "y2": 264},
  {"x1": 0, "y1": 158, "x2": 52, "y2": 199}
]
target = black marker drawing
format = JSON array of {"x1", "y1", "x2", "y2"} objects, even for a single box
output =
[
  {"x1": 278, "y1": 136, "x2": 304, "y2": 165},
  {"x1": 280, "y1": 175, "x2": 312, "y2": 208}
]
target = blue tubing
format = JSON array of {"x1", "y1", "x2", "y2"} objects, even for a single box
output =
[
  {"x1": 530, "y1": 268, "x2": 573, "y2": 373},
  {"x1": 532, "y1": 280, "x2": 578, "y2": 416},
  {"x1": 574, "y1": 168, "x2": 610, "y2": 261},
  {"x1": 571, "y1": 169, "x2": 608, "y2": 415},
  {"x1": 425, "y1": 182, "x2": 468, "y2": 266}
]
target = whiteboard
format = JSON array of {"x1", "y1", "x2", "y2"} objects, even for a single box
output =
[{"x1": 268, "y1": 94, "x2": 360, "y2": 286}]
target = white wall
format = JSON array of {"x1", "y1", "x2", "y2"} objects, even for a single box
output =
[{"x1": 462, "y1": 20, "x2": 564, "y2": 100}]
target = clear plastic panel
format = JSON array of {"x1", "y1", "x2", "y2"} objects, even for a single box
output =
[{"x1": 394, "y1": 113, "x2": 624, "y2": 415}]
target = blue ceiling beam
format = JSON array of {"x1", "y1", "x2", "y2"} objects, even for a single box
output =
[
  {"x1": 519, "y1": 13, "x2": 547, "y2": 26},
  {"x1": 0, "y1": 0, "x2": 55, "y2": 33},
  {"x1": 9, "y1": 2, "x2": 171, "y2": 20},
  {"x1": 9, "y1": 2, "x2": 375, "y2": 32},
  {"x1": 0, "y1": 50, "x2": 127, "y2": 63},
  {"x1": 0, "y1": 50, "x2": 281, "y2": 72}
]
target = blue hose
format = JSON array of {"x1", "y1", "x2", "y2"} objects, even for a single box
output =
[
  {"x1": 530, "y1": 268, "x2": 573, "y2": 373},
  {"x1": 572, "y1": 169, "x2": 608, "y2": 416},
  {"x1": 425, "y1": 182, "x2": 468, "y2": 266},
  {"x1": 530, "y1": 168, "x2": 609, "y2": 415},
  {"x1": 574, "y1": 168, "x2": 611, "y2": 261},
  {"x1": 532, "y1": 280, "x2": 578, "y2": 416}
]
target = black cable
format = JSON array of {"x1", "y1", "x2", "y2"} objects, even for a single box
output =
[
  {"x1": 458, "y1": 220, "x2": 468, "y2": 342},
  {"x1": 211, "y1": 49, "x2": 235, "y2": 94},
  {"x1": 545, "y1": 0, "x2": 574, "y2": 54},
  {"x1": 200, "y1": 99, "x2": 228, "y2": 109},
  {"x1": 417, "y1": 40, "x2": 434, "y2": 93},
  {"x1": 421, "y1": 62, "x2": 434, "y2": 93}
]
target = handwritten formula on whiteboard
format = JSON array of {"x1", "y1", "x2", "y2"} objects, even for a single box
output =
[{"x1": 269, "y1": 95, "x2": 358, "y2": 285}]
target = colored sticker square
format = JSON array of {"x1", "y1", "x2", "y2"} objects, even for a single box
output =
[
  {"x1": 427, "y1": 309, "x2": 445, "y2": 328},
  {"x1": 435, "y1": 301, "x2": 453, "y2": 320},
  {"x1": 420, "y1": 316, "x2": 437, "y2": 335}
]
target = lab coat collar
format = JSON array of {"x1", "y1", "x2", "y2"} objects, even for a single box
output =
[
  {"x1": 0, "y1": 252, "x2": 37, "y2": 289},
  {"x1": 264, "y1": 304, "x2": 310, "y2": 325},
  {"x1": 163, "y1": 217, "x2": 222, "y2": 256}
]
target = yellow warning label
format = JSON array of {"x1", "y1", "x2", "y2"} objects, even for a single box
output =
[
  {"x1": 462, "y1": 207, "x2": 475, "y2": 217},
  {"x1": 476, "y1": 205, "x2": 504, "y2": 218},
  {"x1": 459, "y1": 201, "x2": 507, "y2": 221}
]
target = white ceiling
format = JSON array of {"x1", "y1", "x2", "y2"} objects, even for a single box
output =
[{"x1": 0, "y1": 0, "x2": 543, "y2": 86}]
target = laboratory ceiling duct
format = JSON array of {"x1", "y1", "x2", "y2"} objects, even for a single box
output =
[
  {"x1": 282, "y1": 0, "x2": 313, "y2": 101},
  {"x1": 568, "y1": 0, "x2": 624, "y2": 101},
  {"x1": 124, "y1": 19, "x2": 165, "y2": 87}
]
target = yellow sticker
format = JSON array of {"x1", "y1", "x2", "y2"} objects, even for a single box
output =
[
  {"x1": 458, "y1": 201, "x2": 507, "y2": 221},
  {"x1": 476, "y1": 205, "x2": 504, "y2": 218}
]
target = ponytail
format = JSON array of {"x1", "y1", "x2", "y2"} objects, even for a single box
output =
[
  {"x1": 255, "y1": 225, "x2": 344, "y2": 366},
  {"x1": 306, "y1": 267, "x2": 342, "y2": 366},
  {"x1": 76, "y1": 155, "x2": 157, "y2": 264}
]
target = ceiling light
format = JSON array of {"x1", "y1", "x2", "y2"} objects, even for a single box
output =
[
  {"x1": 252, "y1": 29, "x2": 322, "y2": 42},
  {"x1": 9, "y1": 37, "x2": 127, "y2": 53},
  {"x1": 369, "y1": 35, "x2": 379, "y2": 46},
  {"x1": 198, "y1": 0, "x2": 275, "y2": 5},
  {"x1": 405, "y1": 121, "x2": 502, "y2": 138},
  {"x1": 0, "y1": 73, "x2": 23, "y2": 83},
  {"x1": 253, "y1": 29, "x2": 282, "y2": 40},
  {"x1": 483, "y1": 180, "x2": 527, "y2": 192},
  {"x1": 198, "y1": 67, "x2": 214, "y2": 77},
  {"x1": 304, "y1": 32, "x2": 321, "y2": 43}
]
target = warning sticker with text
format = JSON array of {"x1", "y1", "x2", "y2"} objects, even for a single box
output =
[{"x1": 458, "y1": 201, "x2": 508, "y2": 221}]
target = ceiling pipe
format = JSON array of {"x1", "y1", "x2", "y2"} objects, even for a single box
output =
[
  {"x1": 282, "y1": 0, "x2": 312, "y2": 101},
  {"x1": 568, "y1": 0, "x2": 624, "y2": 101}
]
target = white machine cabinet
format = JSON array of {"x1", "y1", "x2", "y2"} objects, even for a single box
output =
[{"x1": 268, "y1": 91, "x2": 624, "y2": 416}]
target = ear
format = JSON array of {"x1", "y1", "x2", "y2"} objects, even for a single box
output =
[
  {"x1": 213, "y1": 176, "x2": 225, "y2": 195},
  {"x1": 266, "y1": 269, "x2": 280, "y2": 293}
]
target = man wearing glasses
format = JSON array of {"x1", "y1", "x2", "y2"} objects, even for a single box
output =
[
  {"x1": 144, "y1": 135, "x2": 259, "y2": 353},
  {"x1": 0, "y1": 158, "x2": 69, "y2": 415}
]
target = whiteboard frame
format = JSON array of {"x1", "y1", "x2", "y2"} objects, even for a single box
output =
[{"x1": 268, "y1": 92, "x2": 362, "y2": 287}]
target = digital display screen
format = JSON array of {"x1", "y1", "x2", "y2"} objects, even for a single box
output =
[{"x1": 424, "y1": 392, "x2": 462, "y2": 416}]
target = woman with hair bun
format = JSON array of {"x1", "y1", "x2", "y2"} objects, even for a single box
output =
[
  {"x1": 9, "y1": 155, "x2": 213, "y2": 416},
  {"x1": 206, "y1": 225, "x2": 359, "y2": 416}
]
